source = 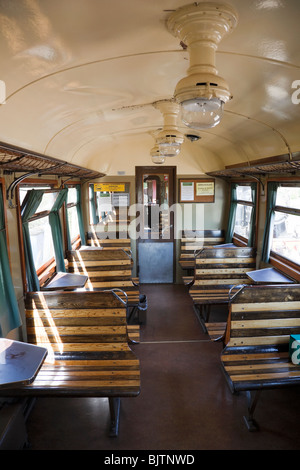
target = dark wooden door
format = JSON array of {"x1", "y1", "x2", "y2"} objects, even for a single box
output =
[{"x1": 135, "y1": 166, "x2": 176, "y2": 283}]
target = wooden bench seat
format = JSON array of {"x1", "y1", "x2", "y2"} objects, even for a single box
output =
[
  {"x1": 66, "y1": 248, "x2": 146, "y2": 324},
  {"x1": 87, "y1": 231, "x2": 131, "y2": 251},
  {"x1": 179, "y1": 230, "x2": 225, "y2": 272},
  {"x1": 221, "y1": 284, "x2": 300, "y2": 431},
  {"x1": 189, "y1": 247, "x2": 256, "y2": 332},
  {"x1": 2, "y1": 290, "x2": 140, "y2": 437}
]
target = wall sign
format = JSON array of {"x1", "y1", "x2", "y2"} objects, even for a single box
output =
[{"x1": 94, "y1": 183, "x2": 125, "y2": 192}]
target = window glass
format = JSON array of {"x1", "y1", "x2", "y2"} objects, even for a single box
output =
[
  {"x1": 233, "y1": 203, "x2": 253, "y2": 239},
  {"x1": 37, "y1": 191, "x2": 59, "y2": 212},
  {"x1": 143, "y1": 174, "x2": 170, "y2": 239},
  {"x1": 275, "y1": 186, "x2": 300, "y2": 210},
  {"x1": 67, "y1": 205, "x2": 80, "y2": 242},
  {"x1": 28, "y1": 215, "x2": 55, "y2": 270},
  {"x1": 19, "y1": 186, "x2": 51, "y2": 206},
  {"x1": 271, "y1": 211, "x2": 300, "y2": 265},
  {"x1": 67, "y1": 187, "x2": 78, "y2": 205},
  {"x1": 236, "y1": 185, "x2": 252, "y2": 202}
]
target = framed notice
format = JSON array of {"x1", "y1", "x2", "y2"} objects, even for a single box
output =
[
  {"x1": 94, "y1": 182, "x2": 130, "y2": 207},
  {"x1": 179, "y1": 178, "x2": 215, "y2": 203}
]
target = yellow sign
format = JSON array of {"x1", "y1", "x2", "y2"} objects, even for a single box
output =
[{"x1": 94, "y1": 183, "x2": 125, "y2": 192}]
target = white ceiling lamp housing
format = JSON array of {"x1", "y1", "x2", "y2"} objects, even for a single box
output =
[
  {"x1": 150, "y1": 144, "x2": 165, "y2": 164},
  {"x1": 167, "y1": 2, "x2": 238, "y2": 130},
  {"x1": 154, "y1": 100, "x2": 185, "y2": 157}
]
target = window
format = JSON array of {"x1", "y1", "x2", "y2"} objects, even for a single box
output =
[
  {"x1": 66, "y1": 186, "x2": 81, "y2": 247},
  {"x1": 88, "y1": 182, "x2": 130, "y2": 237},
  {"x1": 20, "y1": 186, "x2": 68, "y2": 291},
  {"x1": 233, "y1": 185, "x2": 253, "y2": 241},
  {"x1": 269, "y1": 184, "x2": 300, "y2": 276},
  {"x1": 226, "y1": 182, "x2": 257, "y2": 246},
  {"x1": 67, "y1": 184, "x2": 85, "y2": 247},
  {"x1": 20, "y1": 188, "x2": 57, "y2": 273}
]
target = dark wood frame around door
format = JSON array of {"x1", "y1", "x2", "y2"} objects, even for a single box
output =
[{"x1": 135, "y1": 166, "x2": 176, "y2": 282}]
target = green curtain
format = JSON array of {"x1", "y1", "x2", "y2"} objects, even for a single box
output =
[
  {"x1": 261, "y1": 182, "x2": 279, "y2": 263},
  {"x1": 49, "y1": 188, "x2": 68, "y2": 272},
  {"x1": 75, "y1": 185, "x2": 86, "y2": 245},
  {"x1": 89, "y1": 184, "x2": 99, "y2": 225},
  {"x1": 0, "y1": 189, "x2": 22, "y2": 337},
  {"x1": 21, "y1": 189, "x2": 45, "y2": 291},
  {"x1": 225, "y1": 183, "x2": 238, "y2": 243},
  {"x1": 247, "y1": 183, "x2": 257, "y2": 247}
]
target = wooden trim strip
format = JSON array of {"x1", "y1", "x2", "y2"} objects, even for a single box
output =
[
  {"x1": 231, "y1": 301, "x2": 300, "y2": 312},
  {"x1": 231, "y1": 318, "x2": 300, "y2": 329},
  {"x1": 196, "y1": 258, "x2": 256, "y2": 264},
  {"x1": 228, "y1": 335, "x2": 290, "y2": 347},
  {"x1": 196, "y1": 268, "x2": 250, "y2": 275}
]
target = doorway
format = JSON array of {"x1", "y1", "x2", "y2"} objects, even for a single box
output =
[{"x1": 135, "y1": 166, "x2": 176, "y2": 283}]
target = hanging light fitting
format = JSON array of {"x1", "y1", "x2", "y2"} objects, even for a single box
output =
[
  {"x1": 167, "y1": 2, "x2": 238, "y2": 129},
  {"x1": 154, "y1": 100, "x2": 185, "y2": 157}
]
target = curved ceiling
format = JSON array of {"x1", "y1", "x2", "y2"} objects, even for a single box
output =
[{"x1": 0, "y1": 0, "x2": 299, "y2": 176}]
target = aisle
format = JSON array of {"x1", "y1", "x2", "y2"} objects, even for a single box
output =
[{"x1": 138, "y1": 283, "x2": 210, "y2": 342}]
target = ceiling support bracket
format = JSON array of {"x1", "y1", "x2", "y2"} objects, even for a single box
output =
[{"x1": 6, "y1": 162, "x2": 67, "y2": 205}]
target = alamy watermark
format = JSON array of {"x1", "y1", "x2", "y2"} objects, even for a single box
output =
[
  {"x1": 0, "y1": 80, "x2": 6, "y2": 104},
  {"x1": 93, "y1": 202, "x2": 205, "y2": 241},
  {"x1": 291, "y1": 80, "x2": 300, "y2": 105},
  {"x1": 291, "y1": 340, "x2": 300, "y2": 365}
]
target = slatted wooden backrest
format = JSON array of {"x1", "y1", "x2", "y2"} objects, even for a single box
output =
[
  {"x1": 225, "y1": 284, "x2": 300, "y2": 349},
  {"x1": 193, "y1": 247, "x2": 256, "y2": 287},
  {"x1": 25, "y1": 290, "x2": 131, "y2": 360},
  {"x1": 67, "y1": 248, "x2": 134, "y2": 289},
  {"x1": 87, "y1": 237, "x2": 131, "y2": 250},
  {"x1": 179, "y1": 230, "x2": 225, "y2": 269}
]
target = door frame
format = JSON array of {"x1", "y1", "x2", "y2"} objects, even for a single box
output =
[{"x1": 135, "y1": 166, "x2": 177, "y2": 282}]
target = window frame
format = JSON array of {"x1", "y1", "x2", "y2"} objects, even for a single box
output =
[
  {"x1": 227, "y1": 181, "x2": 258, "y2": 247},
  {"x1": 268, "y1": 181, "x2": 300, "y2": 281},
  {"x1": 16, "y1": 179, "x2": 60, "y2": 291},
  {"x1": 64, "y1": 183, "x2": 82, "y2": 249}
]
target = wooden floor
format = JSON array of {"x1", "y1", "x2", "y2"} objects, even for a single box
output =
[{"x1": 25, "y1": 284, "x2": 300, "y2": 451}]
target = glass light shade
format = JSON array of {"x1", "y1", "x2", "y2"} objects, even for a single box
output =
[
  {"x1": 181, "y1": 97, "x2": 224, "y2": 129},
  {"x1": 152, "y1": 155, "x2": 165, "y2": 164},
  {"x1": 158, "y1": 140, "x2": 181, "y2": 157},
  {"x1": 150, "y1": 145, "x2": 165, "y2": 164}
]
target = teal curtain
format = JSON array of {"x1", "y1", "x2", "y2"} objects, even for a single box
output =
[
  {"x1": 247, "y1": 183, "x2": 257, "y2": 247},
  {"x1": 21, "y1": 189, "x2": 45, "y2": 291},
  {"x1": 75, "y1": 185, "x2": 86, "y2": 244},
  {"x1": 225, "y1": 183, "x2": 238, "y2": 243},
  {"x1": 89, "y1": 185, "x2": 99, "y2": 224},
  {"x1": 261, "y1": 182, "x2": 279, "y2": 263},
  {"x1": 0, "y1": 189, "x2": 22, "y2": 337},
  {"x1": 49, "y1": 188, "x2": 68, "y2": 272}
]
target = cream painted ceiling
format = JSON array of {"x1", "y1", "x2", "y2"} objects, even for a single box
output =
[{"x1": 0, "y1": 0, "x2": 299, "y2": 176}]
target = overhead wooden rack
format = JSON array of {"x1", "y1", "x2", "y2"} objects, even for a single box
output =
[
  {"x1": 0, "y1": 141, "x2": 105, "y2": 200},
  {"x1": 207, "y1": 152, "x2": 300, "y2": 179},
  {"x1": 0, "y1": 141, "x2": 104, "y2": 180}
]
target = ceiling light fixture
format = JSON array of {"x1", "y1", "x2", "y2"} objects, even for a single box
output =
[
  {"x1": 167, "y1": 2, "x2": 238, "y2": 130},
  {"x1": 150, "y1": 144, "x2": 165, "y2": 164},
  {"x1": 154, "y1": 100, "x2": 185, "y2": 157}
]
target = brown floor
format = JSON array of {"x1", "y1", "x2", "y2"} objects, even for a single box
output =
[{"x1": 26, "y1": 284, "x2": 300, "y2": 451}]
